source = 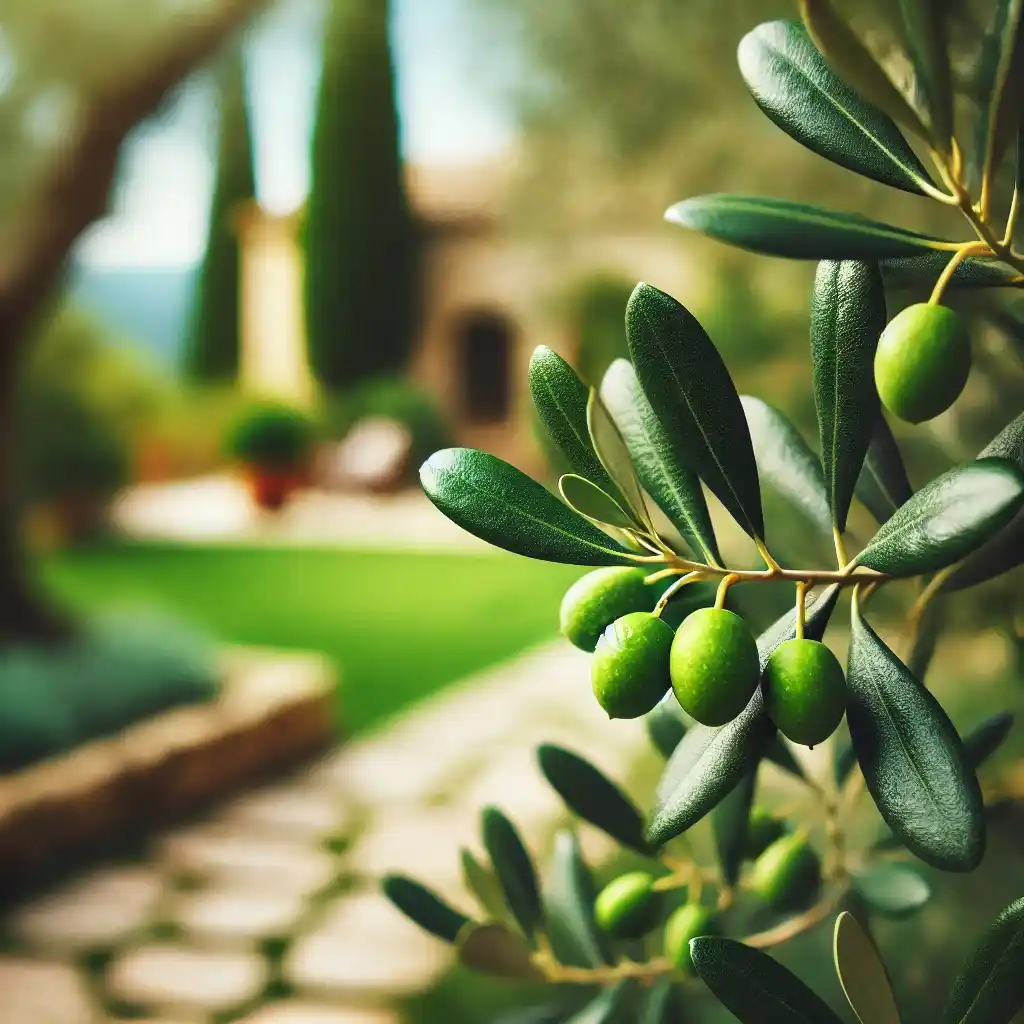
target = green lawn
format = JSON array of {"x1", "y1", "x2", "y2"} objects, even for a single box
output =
[{"x1": 39, "y1": 543, "x2": 583, "y2": 735}]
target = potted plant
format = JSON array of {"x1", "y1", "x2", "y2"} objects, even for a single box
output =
[{"x1": 226, "y1": 402, "x2": 315, "y2": 511}]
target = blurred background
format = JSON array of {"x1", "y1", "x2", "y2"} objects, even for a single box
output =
[{"x1": 0, "y1": 0, "x2": 1022, "y2": 1022}]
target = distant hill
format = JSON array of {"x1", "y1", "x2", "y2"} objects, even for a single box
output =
[{"x1": 70, "y1": 264, "x2": 198, "y2": 369}]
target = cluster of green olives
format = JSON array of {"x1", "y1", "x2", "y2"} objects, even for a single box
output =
[
  {"x1": 874, "y1": 302, "x2": 972, "y2": 424},
  {"x1": 561, "y1": 567, "x2": 847, "y2": 748},
  {"x1": 592, "y1": 807, "x2": 820, "y2": 970}
]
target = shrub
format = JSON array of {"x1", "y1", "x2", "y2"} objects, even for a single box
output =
[{"x1": 226, "y1": 402, "x2": 316, "y2": 470}]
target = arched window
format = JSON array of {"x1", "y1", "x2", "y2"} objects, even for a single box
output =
[{"x1": 455, "y1": 310, "x2": 514, "y2": 424}]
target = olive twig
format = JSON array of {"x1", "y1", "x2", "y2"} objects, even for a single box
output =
[
  {"x1": 740, "y1": 885, "x2": 849, "y2": 950},
  {"x1": 794, "y1": 580, "x2": 807, "y2": 641},
  {"x1": 653, "y1": 571, "x2": 706, "y2": 616},
  {"x1": 929, "y1": 242, "x2": 990, "y2": 305},
  {"x1": 715, "y1": 573, "x2": 740, "y2": 610}
]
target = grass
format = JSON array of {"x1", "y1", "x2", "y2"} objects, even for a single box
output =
[{"x1": 40, "y1": 542, "x2": 583, "y2": 735}]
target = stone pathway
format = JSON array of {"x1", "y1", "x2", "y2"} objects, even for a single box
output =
[
  {"x1": 0, "y1": 641, "x2": 653, "y2": 1023},
  {"x1": 110, "y1": 476, "x2": 486, "y2": 551}
]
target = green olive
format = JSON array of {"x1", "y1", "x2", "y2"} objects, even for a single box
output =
[
  {"x1": 594, "y1": 871, "x2": 660, "y2": 937},
  {"x1": 560, "y1": 567, "x2": 658, "y2": 652},
  {"x1": 669, "y1": 607, "x2": 760, "y2": 726},
  {"x1": 592, "y1": 612, "x2": 673, "y2": 719},
  {"x1": 763, "y1": 639, "x2": 847, "y2": 748},
  {"x1": 664, "y1": 903, "x2": 715, "y2": 972},
  {"x1": 750, "y1": 834, "x2": 821, "y2": 910},
  {"x1": 744, "y1": 806, "x2": 785, "y2": 860},
  {"x1": 874, "y1": 303, "x2": 971, "y2": 424}
]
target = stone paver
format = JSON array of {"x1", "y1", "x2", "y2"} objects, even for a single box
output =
[
  {"x1": 4, "y1": 866, "x2": 163, "y2": 952},
  {"x1": 172, "y1": 887, "x2": 309, "y2": 949},
  {"x1": 0, "y1": 958, "x2": 95, "y2": 1024},
  {"x1": 241, "y1": 1002, "x2": 398, "y2": 1023},
  {"x1": 222, "y1": 784, "x2": 353, "y2": 841},
  {"x1": 106, "y1": 944, "x2": 266, "y2": 1015}
]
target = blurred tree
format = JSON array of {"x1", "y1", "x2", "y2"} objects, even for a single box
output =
[
  {"x1": 304, "y1": 0, "x2": 419, "y2": 390},
  {"x1": 184, "y1": 45, "x2": 255, "y2": 383},
  {"x1": 0, "y1": 0, "x2": 268, "y2": 640}
]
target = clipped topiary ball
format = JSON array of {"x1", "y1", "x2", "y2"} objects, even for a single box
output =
[
  {"x1": 592, "y1": 612, "x2": 673, "y2": 719},
  {"x1": 763, "y1": 638, "x2": 847, "y2": 748},
  {"x1": 670, "y1": 607, "x2": 760, "y2": 726},
  {"x1": 874, "y1": 303, "x2": 971, "y2": 424},
  {"x1": 560, "y1": 567, "x2": 658, "y2": 652}
]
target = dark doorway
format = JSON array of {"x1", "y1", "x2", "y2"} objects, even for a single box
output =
[{"x1": 455, "y1": 310, "x2": 514, "y2": 423}]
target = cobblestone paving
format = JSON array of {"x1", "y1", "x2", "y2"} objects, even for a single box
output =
[{"x1": 0, "y1": 641, "x2": 651, "y2": 1023}]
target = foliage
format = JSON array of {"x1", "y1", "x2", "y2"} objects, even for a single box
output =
[
  {"x1": 225, "y1": 402, "x2": 316, "y2": 470},
  {"x1": 386, "y1": 3, "x2": 1024, "y2": 1019},
  {"x1": 304, "y1": 0, "x2": 419, "y2": 390},
  {"x1": 184, "y1": 44, "x2": 255, "y2": 383},
  {"x1": 0, "y1": 609, "x2": 217, "y2": 772}
]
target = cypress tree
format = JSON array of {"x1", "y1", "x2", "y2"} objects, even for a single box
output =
[
  {"x1": 184, "y1": 45, "x2": 255, "y2": 382},
  {"x1": 304, "y1": 0, "x2": 418, "y2": 389}
]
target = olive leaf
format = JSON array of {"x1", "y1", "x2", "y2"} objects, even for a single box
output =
[
  {"x1": 741, "y1": 395, "x2": 831, "y2": 538},
  {"x1": 942, "y1": 895, "x2": 1024, "y2": 1024},
  {"x1": 482, "y1": 806, "x2": 543, "y2": 939},
  {"x1": 421, "y1": 449, "x2": 634, "y2": 566},
  {"x1": 846, "y1": 602, "x2": 985, "y2": 871},
  {"x1": 856, "y1": 458, "x2": 1024, "y2": 577},
  {"x1": 543, "y1": 830, "x2": 611, "y2": 969},
  {"x1": 898, "y1": 0, "x2": 953, "y2": 148},
  {"x1": 601, "y1": 358, "x2": 721, "y2": 564},
  {"x1": 833, "y1": 911, "x2": 902, "y2": 1024},
  {"x1": 558, "y1": 475, "x2": 636, "y2": 531},
  {"x1": 381, "y1": 874, "x2": 471, "y2": 943},
  {"x1": 457, "y1": 922, "x2": 545, "y2": 980},
  {"x1": 947, "y1": 414, "x2": 1024, "y2": 590},
  {"x1": 666, "y1": 194, "x2": 951, "y2": 260},
  {"x1": 852, "y1": 862, "x2": 931, "y2": 918},
  {"x1": 529, "y1": 346, "x2": 616, "y2": 492},
  {"x1": 855, "y1": 414, "x2": 913, "y2": 525},
  {"x1": 798, "y1": 0, "x2": 930, "y2": 141},
  {"x1": 538, "y1": 744, "x2": 652, "y2": 854},
  {"x1": 564, "y1": 983, "x2": 633, "y2": 1024},
  {"x1": 711, "y1": 768, "x2": 757, "y2": 887},
  {"x1": 461, "y1": 848, "x2": 508, "y2": 923},
  {"x1": 964, "y1": 711, "x2": 1015, "y2": 769},
  {"x1": 587, "y1": 388, "x2": 652, "y2": 530},
  {"x1": 811, "y1": 261, "x2": 886, "y2": 532},
  {"x1": 639, "y1": 980, "x2": 679, "y2": 1024},
  {"x1": 738, "y1": 20, "x2": 935, "y2": 194},
  {"x1": 625, "y1": 283, "x2": 764, "y2": 540},
  {"x1": 882, "y1": 252, "x2": 1023, "y2": 288},
  {"x1": 690, "y1": 936, "x2": 846, "y2": 1023},
  {"x1": 647, "y1": 585, "x2": 839, "y2": 845}
]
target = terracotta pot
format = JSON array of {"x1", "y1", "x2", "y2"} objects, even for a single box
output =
[{"x1": 245, "y1": 466, "x2": 302, "y2": 511}]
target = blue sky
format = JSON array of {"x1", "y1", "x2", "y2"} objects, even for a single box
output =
[{"x1": 77, "y1": 0, "x2": 514, "y2": 269}]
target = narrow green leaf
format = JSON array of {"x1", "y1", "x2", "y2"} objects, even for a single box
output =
[
  {"x1": 898, "y1": 0, "x2": 953, "y2": 147},
  {"x1": 852, "y1": 863, "x2": 931, "y2": 918},
  {"x1": 741, "y1": 396, "x2": 831, "y2": 538},
  {"x1": 811, "y1": 261, "x2": 886, "y2": 531},
  {"x1": 559, "y1": 475, "x2": 636, "y2": 531},
  {"x1": 457, "y1": 922, "x2": 544, "y2": 980},
  {"x1": 587, "y1": 388, "x2": 651, "y2": 528},
  {"x1": 381, "y1": 874, "x2": 470, "y2": 943},
  {"x1": 538, "y1": 744, "x2": 652, "y2": 854},
  {"x1": 421, "y1": 448, "x2": 634, "y2": 566},
  {"x1": 543, "y1": 830, "x2": 611, "y2": 968},
  {"x1": 712, "y1": 768, "x2": 757, "y2": 886},
  {"x1": 646, "y1": 586, "x2": 839, "y2": 845},
  {"x1": 942, "y1": 896, "x2": 1024, "y2": 1024},
  {"x1": 964, "y1": 712, "x2": 1015, "y2": 769},
  {"x1": 833, "y1": 911, "x2": 902, "y2": 1024},
  {"x1": 625, "y1": 283, "x2": 764, "y2": 539},
  {"x1": 564, "y1": 983, "x2": 633, "y2": 1024},
  {"x1": 882, "y1": 252, "x2": 1024, "y2": 288},
  {"x1": 799, "y1": 0, "x2": 930, "y2": 141},
  {"x1": 691, "y1": 936, "x2": 846, "y2": 1023},
  {"x1": 667, "y1": 194, "x2": 951, "y2": 260},
  {"x1": 639, "y1": 980, "x2": 679, "y2": 1024},
  {"x1": 645, "y1": 691, "x2": 688, "y2": 758},
  {"x1": 739, "y1": 20, "x2": 934, "y2": 194},
  {"x1": 529, "y1": 345, "x2": 615, "y2": 492},
  {"x1": 972, "y1": 0, "x2": 1024, "y2": 185},
  {"x1": 855, "y1": 414, "x2": 913, "y2": 525},
  {"x1": 846, "y1": 603, "x2": 985, "y2": 871},
  {"x1": 601, "y1": 359, "x2": 721, "y2": 564},
  {"x1": 461, "y1": 848, "x2": 507, "y2": 923},
  {"x1": 947, "y1": 414, "x2": 1024, "y2": 589},
  {"x1": 856, "y1": 458, "x2": 1024, "y2": 576},
  {"x1": 482, "y1": 807, "x2": 543, "y2": 938}
]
